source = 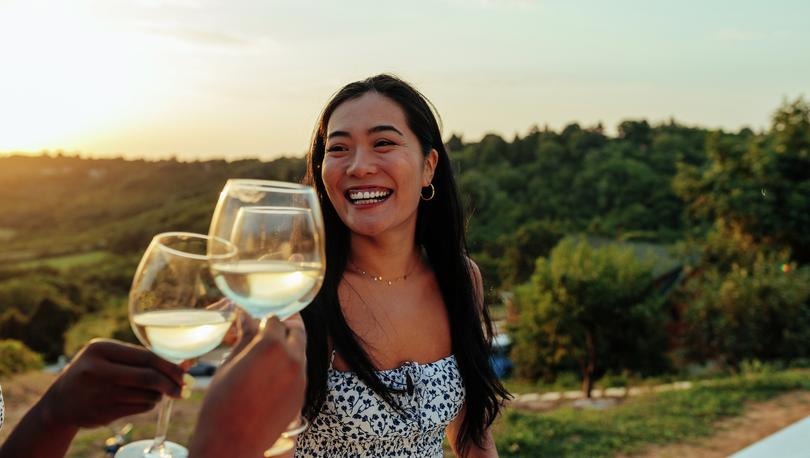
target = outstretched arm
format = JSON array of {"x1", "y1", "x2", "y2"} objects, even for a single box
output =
[{"x1": 0, "y1": 340, "x2": 183, "y2": 458}]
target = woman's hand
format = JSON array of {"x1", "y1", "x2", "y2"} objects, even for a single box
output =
[
  {"x1": 0, "y1": 339, "x2": 184, "y2": 458},
  {"x1": 188, "y1": 315, "x2": 306, "y2": 458}
]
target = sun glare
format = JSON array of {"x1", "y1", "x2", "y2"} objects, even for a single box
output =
[{"x1": 0, "y1": 1, "x2": 155, "y2": 153}]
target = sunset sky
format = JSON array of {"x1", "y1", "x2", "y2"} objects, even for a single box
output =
[{"x1": 1, "y1": 0, "x2": 808, "y2": 160}]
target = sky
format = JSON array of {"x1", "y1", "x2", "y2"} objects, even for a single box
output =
[{"x1": 1, "y1": 0, "x2": 808, "y2": 160}]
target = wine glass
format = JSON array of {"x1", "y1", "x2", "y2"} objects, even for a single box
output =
[
  {"x1": 116, "y1": 232, "x2": 237, "y2": 458},
  {"x1": 208, "y1": 179, "x2": 325, "y2": 455}
]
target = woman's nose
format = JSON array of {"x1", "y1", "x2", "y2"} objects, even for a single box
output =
[{"x1": 346, "y1": 147, "x2": 377, "y2": 177}]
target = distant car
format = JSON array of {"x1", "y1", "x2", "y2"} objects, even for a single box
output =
[
  {"x1": 490, "y1": 333, "x2": 513, "y2": 379},
  {"x1": 187, "y1": 361, "x2": 217, "y2": 377}
]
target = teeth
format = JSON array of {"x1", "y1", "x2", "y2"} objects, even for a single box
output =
[
  {"x1": 348, "y1": 189, "x2": 391, "y2": 201},
  {"x1": 354, "y1": 198, "x2": 384, "y2": 205}
]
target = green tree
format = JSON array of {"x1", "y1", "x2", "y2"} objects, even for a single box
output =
[
  {"x1": 674, "y1": 98, "x2": 810, "y2": 262},
  {"x1": 511, "y1": 237, "x2": 667, "y2": 397},
  {"x1": 497, "y1": 221, "x2": 564, "y2": 288}
]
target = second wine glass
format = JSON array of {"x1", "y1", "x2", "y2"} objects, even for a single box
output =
[{"x1": 207, "y1": 179, "x2": 325, "y2": 455}]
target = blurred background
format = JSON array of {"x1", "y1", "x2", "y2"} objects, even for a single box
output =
[{"x1": 1, "y1": 0, "x2": 808, "y2": 456}]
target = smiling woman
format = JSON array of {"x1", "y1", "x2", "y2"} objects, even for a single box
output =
[
  {"x1": 0, "y1": 1, "x2": 156, "y2": 152},
  {"x1": 297, "y1": 74, "x2": 509, "y2": 458}
]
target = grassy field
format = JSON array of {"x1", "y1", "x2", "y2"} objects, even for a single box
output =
[
  {"x1": 495, "y1": 369, "x2": 810, "y2": 457},
  {"x1": 15, "y1": 250, "x2": 111, "y2": 270},
  {"x1": 2, "y1": 369, "x2": 809, "y2": 457}
]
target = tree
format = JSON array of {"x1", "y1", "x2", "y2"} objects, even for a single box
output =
[
  {"x1": 445, "y1": 133, "x2": 464, "y2": 152},
  {"x1": 497, "y1": 221, "x2": 563, "y2": 288},
  {"x1": 511, "y1": 237, "x2": 667, "y2": 397},
  {"x1": 676, "y1": 245, "x2": 810, "y2": 367},
  {"x1": 674, "y1": 97, "x2": 810, "y2": 262}
]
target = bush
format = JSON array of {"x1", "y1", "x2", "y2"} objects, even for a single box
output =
[
  {"x1": 0, "y1": 339, "x2": 43, "y2": 377},
  {"x1": 678, "y1": 249, "x2": 810, "y2": 367}
]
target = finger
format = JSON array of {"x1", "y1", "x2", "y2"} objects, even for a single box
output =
[
  {"x1": 221, "y1": 319, "x2": 240, "y2": 346},
  {"x1": 283, "y1": 313, "x2": 305, "y2": 333},
  {"x1": 205, "y1": 298, "x2": 235, "y2": 312},
  {"x1": 111, "y1": 386, "x2": 163, "y2": 405},
  {"x1": 179, "y1": 359, "x2": 196, "y2": 372},
  {"x1": 259, "y1": 316, "x2": 287, "y2": 341},
  {"x1": 93, "y1": 341, "x2": 184, "y2": 386},
  {"x1": 97, "y1": 362, "x2": 183, "y2": 397},
  {"x1": 240, "y1": 310, "x2": 260, "y2": 337},
  {"x1": 229, "y1": 310, "x2": 257, "y2": 344},
  {"x1": 224, "y1": 311, "x2": 261, "y2": 361},
  {"x1": 111, "y1": 402, "x2": 160, "y2": 418},
  {"x1": 285, "y1": 326, "x2": 306, "y2": 362}
]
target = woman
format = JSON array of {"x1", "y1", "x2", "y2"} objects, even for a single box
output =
[{"x1": 298, "y1": 74, "x2": 509, "y2": 457}]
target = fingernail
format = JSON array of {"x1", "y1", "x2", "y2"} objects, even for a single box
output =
[
  {"x1": 181, "y1": 385, "x2": 192, "y2": 399},
  {"x1": 183, "y1": 373, "x2": 196, "y2": 387}
]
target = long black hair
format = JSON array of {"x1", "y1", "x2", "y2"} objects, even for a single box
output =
[{"x1": 301, "y1": 74, "x2": 508, "y2": 454}]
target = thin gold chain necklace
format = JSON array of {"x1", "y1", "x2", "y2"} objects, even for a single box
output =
[{"x1": 346, "y1": 258, "x2": 419, "y2": 286}]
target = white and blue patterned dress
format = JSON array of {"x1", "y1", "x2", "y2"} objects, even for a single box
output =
[{"x1": 295, "y1": 353, "x2": 465, "y2": 457}]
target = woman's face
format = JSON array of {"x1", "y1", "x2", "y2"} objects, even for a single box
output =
[{"x1": 321, "y1": 92, "x2": 437, "y2": 238}]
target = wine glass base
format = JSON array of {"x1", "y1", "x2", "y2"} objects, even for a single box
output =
[{"x1": 115, "y1": 440, "x2": 188, "y2": 458}]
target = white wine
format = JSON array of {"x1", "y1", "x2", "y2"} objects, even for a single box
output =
[
  {"x1": 132, "y1": 309, "x2": 234, "y2": 364},
  {"x1": 211, "y1": 260, "x2": 324, "y2": 320}
]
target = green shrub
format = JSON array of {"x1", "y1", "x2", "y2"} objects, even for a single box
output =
[
  {"x1": 0, "y1": 339, "x2": 43, "y2": 377},
  {"x1": 511, "y1": 237, "x2": 669, "y2": 396},
  {"x1": 679, "y1": 249, "x2": 810, "y2": 367}
]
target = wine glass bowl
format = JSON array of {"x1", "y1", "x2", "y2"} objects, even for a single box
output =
[
  {"x1": 211, "y1": 206, "x2": 324, "y2": 321},
  {"x1": 130, "y1": 233, "x2": 237, "y2": 364},
  {"x1": 208, "y1": 180, "x2": 325, "y2": 323}
]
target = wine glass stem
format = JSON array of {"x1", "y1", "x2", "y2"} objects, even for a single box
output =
[{"x1": 147, "y1": 397, "x2": 175, "y2": 454}]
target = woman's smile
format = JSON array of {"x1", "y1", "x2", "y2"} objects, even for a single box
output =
[
  {"x1": 321, "y1": 92, "x2": 436, "y2": 237},
  {"x1": 344, "y1": 186, "x2": 393, "y2": 207}
]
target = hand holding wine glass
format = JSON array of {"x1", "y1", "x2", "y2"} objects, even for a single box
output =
[{"x1": 0, "y1": 339, "x2": 184, "y2": 458}]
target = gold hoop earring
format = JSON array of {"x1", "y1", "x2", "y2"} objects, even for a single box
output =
[{"x1": 420, "y1": 183, "x2": 435, "y2": 201}]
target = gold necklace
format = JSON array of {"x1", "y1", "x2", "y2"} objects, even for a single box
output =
[{"x1": 347, "y1": 259, "x2": 418, "y2": 286}]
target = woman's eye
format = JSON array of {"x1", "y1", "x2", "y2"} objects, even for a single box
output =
[
  {"x1": 375, "y1": 140, "x2": 394, "y2": 148},
  {"x1": 326, "y1": 145, "x2": 348, "y2": 153}
]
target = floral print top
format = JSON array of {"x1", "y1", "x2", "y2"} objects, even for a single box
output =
[{"x1": 295, "y1": 353, "x2": 465, "y2": 457}]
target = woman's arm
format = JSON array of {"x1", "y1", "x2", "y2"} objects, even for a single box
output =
[
  {"x1": 446, "y1": 259, "x2": 499, "y2": 456},
  {"x1": 445, "y1": 406, "x2": 499, "y2": 457}
]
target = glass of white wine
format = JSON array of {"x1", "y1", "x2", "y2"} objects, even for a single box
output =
[
  {"x1": 208, "y1": 179, "x2": 325, "y2": 456},
  {"x1": 116, "y1": 232, "x2": 237, "y2": 458}
]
